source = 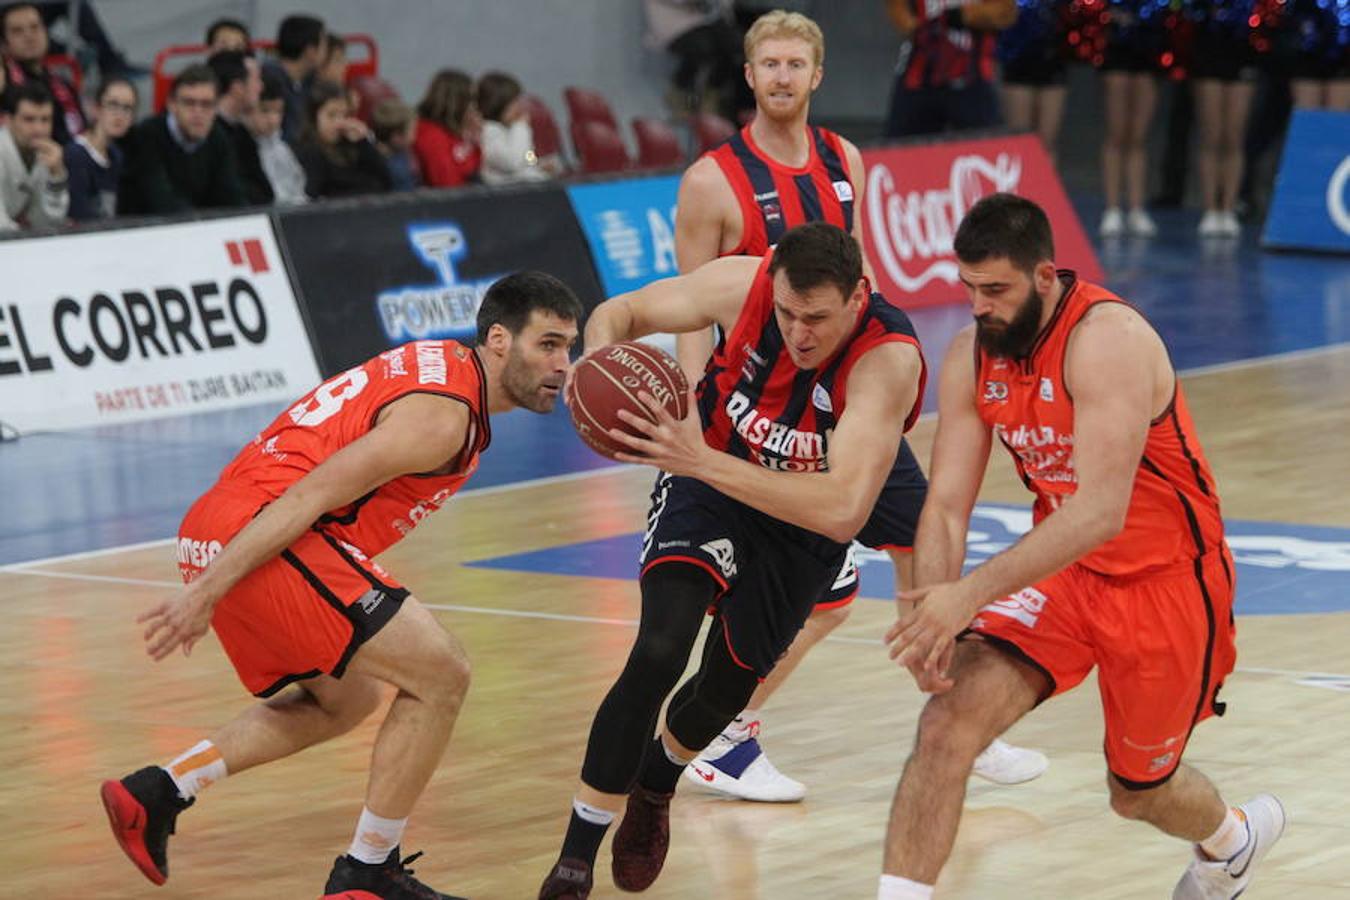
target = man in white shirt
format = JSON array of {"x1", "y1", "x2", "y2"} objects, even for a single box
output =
[{"x1": 0, "y1": 81, "x2": 69, "y2": 231}]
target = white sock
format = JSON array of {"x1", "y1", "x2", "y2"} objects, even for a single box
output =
[
  {"x1": 878, "y1": 874, "x2": 934, "y2": 899},
  {"x1": 572, "y1": 798, "x2": 615, "y2": 826},
  {"x1": 163, "y1": 740, "x2": 228, "y2": 801},
  {"x1": 347, "y1": 807, "x2": 408, "y2": 864},
  {"x1": 723, "y1": 708, "x2": 761, "y2": 742},
  {"x1": 1200, "y1": 807, "x2": 1249, "y2": 861}
]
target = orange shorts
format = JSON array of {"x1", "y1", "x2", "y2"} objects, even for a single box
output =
[
  {"x1": 178, "y1": 488, "x2": 408, "y2": 697},
  {"x1": 967, "y1": 547, "x2": 1237, "y2": 788}
]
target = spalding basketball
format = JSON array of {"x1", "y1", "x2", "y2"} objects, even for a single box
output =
[{"x1": 567, "y1": 341, "x2": 690, "y2": 460}]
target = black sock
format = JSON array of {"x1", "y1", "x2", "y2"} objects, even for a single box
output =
[
  {"x1": 560, "y1": 810, "x2": 610, "y2": 866},
  {"x1": 638, "y1": 735, "x2": 686, "y2": 794}
]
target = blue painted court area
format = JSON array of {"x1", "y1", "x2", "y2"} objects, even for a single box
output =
[
  {"x1": 465, "y1": 503, "x2": 1350, "y2": 616},
  {"x1": 1, "y1": 210, "x2": 1347, "y2": 567}
]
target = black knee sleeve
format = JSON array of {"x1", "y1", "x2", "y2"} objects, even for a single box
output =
[
  {"x1": 579, "y1": 564, "x2": 719, "y2": 793},
  {"x1": 664, "y1": 616, "x2": 760, "y2": 754}
]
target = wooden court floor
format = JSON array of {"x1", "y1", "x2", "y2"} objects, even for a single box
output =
[{"x1": 4, "y1": 347, "x2": 1349, "y2": 899}]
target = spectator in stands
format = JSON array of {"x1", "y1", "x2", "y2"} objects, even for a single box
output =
[
  {"x1": 33, "y1": 0, "x2": 140, "y2": 78},
  {"x1": 476, "y1": 71, "x2": 554, "y2": 184},
  {"x1": 317, "y1": 33, "x2": 346, "y2": 87},
  {"x1": 0, "y1": 80, "x2": 67, "y2": 230},
  {"x1": 208, "y1": 49, "x2": 270, "y2": 205},
  {"x1": 998, "y1": 0, "x2": 1068, "y2": 163},
  {"x1": 1189, "y1": 0, "x2": 1256, "y2": 237},
  {"x1": 1, "y1": 2, "x2": 84, "y2": 144},
  {"x1": 882, "y1": 0, "x2": 1016, "y2": 138},
  {"x1": 295, "y1": 79, "x2": 390, "y2": 198},
  {"x1": 413, "y1": 68, "x2": 480, "y2": 188},
  {"x1": 261, "y1": 13, "x2": 327, "y2": 143},
  {"x1": 64, "y1": 74, "x2": 133, "y2": 221},
  {"x1": 249, "y1": 68, "x2": 307, "y2": 204},
  {"x1": 371, "y1": 98, "x2": 418, "y2": 190},
  {"x1": 644, "y1": 0, "x2": 743, "y2": 120},
  {"x1": 117, "y1": 63, "x2": 247, "y2": 215},
  {"x1": 206, "y1": 17, "x2": 251, "y2": 54},
  {"x1": 1096, "y1": 0, "x2": 1167, "y2": 237}
]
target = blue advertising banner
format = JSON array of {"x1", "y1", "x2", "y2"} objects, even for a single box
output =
[
  {"x1": 1263, "y1": 110, "x2": 1350, "y2": 254},
  {"x1": 566, "y1": 175, "x2": 682, "y2": 297}
]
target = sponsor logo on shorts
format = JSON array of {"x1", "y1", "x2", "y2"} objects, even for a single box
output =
[
  {"x1": 1147, "y1": 751, "x2": 1176, "y2": 773},
  {"x1": 657, "y1": 540, "x2": 691, "y2": 550},
  {"x1": 356, "y1": 590, "x2": 384, "y2": 615},
  {"x1": 980, "y1": 586, "x2": 1047, "y2": 628},
  {"x1": 700, "y1": 538, "x2": 738, "y2": 579}
]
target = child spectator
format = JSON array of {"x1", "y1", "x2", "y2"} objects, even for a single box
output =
[
  {"x1": 413, "y1": 68, "x2": 480, "y2": 187},
  {"x1": 295, "y1": 79, "x2": 390, "y2": 198},
  {"x1": 249, "y1": 69, "x2": 307, "y2": 204},
  {"x1": 371, "y1": 98, "x2": 418, "y2": 190},
  {"x1": 476, "y1": 71, "x2": 552, "y2": 184},
  {"x1": 64, "y1": 75, "x2": 135, "y2": 221}
]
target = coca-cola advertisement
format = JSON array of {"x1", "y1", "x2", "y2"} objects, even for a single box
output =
[{"x1": 861, "y1": 135, "x2": 1102, "y2": 308}]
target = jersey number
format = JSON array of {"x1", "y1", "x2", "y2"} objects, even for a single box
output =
[{"x1": 288, "y1": 368, "x2": 370, "y2": 427}]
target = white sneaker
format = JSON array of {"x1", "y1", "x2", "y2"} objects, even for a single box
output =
[
  {"x1": 1127, "y1": 208, "x2": 1158, "y2": 237},
  {"x1": 1219, "y1": 211, "x2": 1241, "y2": 238},
  {"x1": 1100, "y1": 207, "x2": 1125, "y2": 237},
  {"x1": 971, "y1": 738, "x2": 1049, "y2": 785},
  {"x1": 683, "y1": 735, "x2": 807, "y2": 802},
  {"x1": 1173, "y1": 794, "x2": 1287, "y2": 899},
  {"x1": 1198, "y1": 210, "x2": 1226, "y2": 237}
]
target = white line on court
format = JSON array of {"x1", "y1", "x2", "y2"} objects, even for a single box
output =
[{"x1": 9, "y1": 567, "x2": 1346, "y2": 683}]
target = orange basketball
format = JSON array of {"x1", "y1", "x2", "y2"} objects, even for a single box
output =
[{"x1": 566, "y1": 341, "x2": 690, "y2": 460}]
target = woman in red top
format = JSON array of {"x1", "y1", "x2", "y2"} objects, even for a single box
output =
[{"x1": 413, "y1": 68, "x2": 481, "y2": 188}]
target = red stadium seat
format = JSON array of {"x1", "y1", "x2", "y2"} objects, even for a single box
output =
[
  {"x1": 571, "y1": 120, "x2": 631, "y2": 174},
  {"x1": 563, "y1": 86, "x2": 618, "y2": 130},
  {"x1": 631, "y1": 117, "x2": 683, "y2": 169},
  {"x1": 691, "y1": 111, "x2": 736, "y2": 155},
  {"x1": 520, "y1": 94, "x2": 564, "y2": 162}
]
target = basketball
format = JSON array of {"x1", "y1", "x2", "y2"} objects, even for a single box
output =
[{"x1": 566, "y1": 341, "x2": 690, "y2": 460}]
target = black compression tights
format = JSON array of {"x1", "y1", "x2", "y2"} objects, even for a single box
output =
[{"x1": 579, "y1": 564, "x2": 760, "y2": 795}]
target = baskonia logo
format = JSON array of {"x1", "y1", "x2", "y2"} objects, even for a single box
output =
[{"x1": 375, "y1": 223, "x2": 503, "y2": 343}]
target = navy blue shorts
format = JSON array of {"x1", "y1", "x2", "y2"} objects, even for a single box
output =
[
  {"x1": 640, "y1": 473, "x2": 849, "y2": 677},
  {"x1": 817, "y1": 438, "x2": 929, "y2": 606}
]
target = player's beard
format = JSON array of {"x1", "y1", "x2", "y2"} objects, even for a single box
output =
[
  {"x1": 502, "y1": 346, "x2": 558, "y2": 413},
  {"x1": 975, "y1": 286, "x2": 1045, "y2": 359}
]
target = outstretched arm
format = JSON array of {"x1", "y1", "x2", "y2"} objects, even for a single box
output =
[{"x1": 141, "y1": 392, "x2": 470, "y2": 660}]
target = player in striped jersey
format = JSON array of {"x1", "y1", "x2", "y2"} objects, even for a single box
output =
[{"x1": 673, "y1": 8, "x2": 1045, "y2": 803}]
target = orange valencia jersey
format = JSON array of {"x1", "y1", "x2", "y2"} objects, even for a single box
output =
[
  {"x1": 975, "y1": 274, "x2": 1226, "y2": 576},
  {"x1": 199, "y1": 340, "x2": 490, "y2": 565}
]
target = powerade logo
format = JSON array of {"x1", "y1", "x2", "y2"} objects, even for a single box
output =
[{"x1": 376, "y1": 223, "x2": 503, "y2": 342}]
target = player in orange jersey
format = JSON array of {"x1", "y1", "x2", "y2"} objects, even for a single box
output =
[
  {"x1": 877, "y1": 194, "x2": 1285, "y2": 900},
  {"x1": 673, "y1": 9, "x2": 1045, "y2": 801},
  {"x1": 99, "y1": 272, "x2": 582, "y2": 900}
]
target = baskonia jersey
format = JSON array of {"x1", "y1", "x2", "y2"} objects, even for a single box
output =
[
  {"x1": 209, "y1": 340, "x2": 491, "y2": 558},
  {"x1": 706, "y1": 124, "x2": 855, "y2": 256},
  {"x1": 975, "y1": 273, "x2": 1226, "y2": 575},
  {"x1": 699, "y1": 254, "x2": 926, "y2": 473},
  {"x1": 898, "y1": 0, "x2": 1000, "y2": 89}
]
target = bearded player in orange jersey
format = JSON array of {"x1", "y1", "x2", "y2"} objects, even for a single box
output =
[
  {"x1": 878, "y1": 194, "x2": 1285, "y2": 900},
  {"x1": 99, "y1": 272, "x2": 582, "y2": 900},
  {"x1": 672, "y1": 9, "x2": 1045, "y2": 802}
]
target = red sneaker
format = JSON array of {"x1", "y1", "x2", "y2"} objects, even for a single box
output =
[
  {"x1": 537, "y1": 856, "x2": 593, "y2": 899},
  {"x1": 320, "y1": 848, "x2": 465, "y2": 899},
  {"x1": 610, "y1": 787, "x2": 673, "y2": 891}
]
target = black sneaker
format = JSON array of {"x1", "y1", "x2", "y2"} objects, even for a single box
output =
[
  {"x1": 537, "y1": 856, "x2": 593, "y2": 899},
  {"x1": 321, "y1": 847, "x2": 466, "y2": 899},
  {"x1": 100, "y1": 766, "x2": 194, "y2": 885}
]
